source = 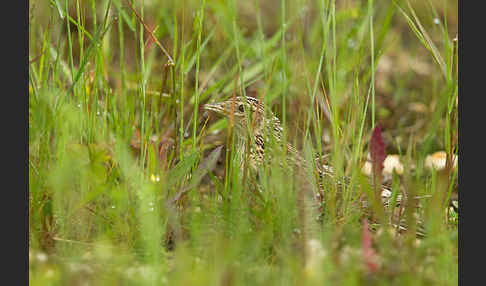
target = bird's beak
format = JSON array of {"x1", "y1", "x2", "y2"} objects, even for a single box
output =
[{"x1": 204, "y1": 103, "x2": 225, "y2": 115}]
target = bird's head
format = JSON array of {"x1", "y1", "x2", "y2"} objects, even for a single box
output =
[{"x1": 204, "y1": 96, "x2": 266, "y2": 136}]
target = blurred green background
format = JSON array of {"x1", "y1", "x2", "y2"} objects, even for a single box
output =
[{"x1": 29, "y1": 0, "x2": 457, "y2": 285}]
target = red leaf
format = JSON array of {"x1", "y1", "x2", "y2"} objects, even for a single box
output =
[
  {"x1": 370, "y1": 126, "x2": 386, "y2": 183},
  {"x1": 362, "y1": 219, "x2": 379, "y2": 273}
]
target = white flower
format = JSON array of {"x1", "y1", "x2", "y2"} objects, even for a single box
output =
[
  {"x1": 383, "y1": 155, "x2": 404, "y2": 175},
  {"x1": 425, "y1": 151, "x2": 457, "y2": 171}
]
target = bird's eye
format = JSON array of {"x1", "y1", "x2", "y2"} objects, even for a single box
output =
[{"x1": 238, "y1": 104, "x2": 245, "y2": 113}]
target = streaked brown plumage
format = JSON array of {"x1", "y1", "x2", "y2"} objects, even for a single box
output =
[
  {"x1": 204, "y1": 96, "x2": 391, "y2": 197},
  {"x1": 204, "y1": 96, "x2": 424, "y2": 235}
]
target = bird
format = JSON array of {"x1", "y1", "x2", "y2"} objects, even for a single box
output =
[
  {"x1": 204, "y1": 96, "x2": 302, "y2": 173},
  {"x1": 204, "y1": 97, "x2": 382, "y2": 193},
  {"x1": 203, "y1": 95, "x2": 425, "y2": 235}
]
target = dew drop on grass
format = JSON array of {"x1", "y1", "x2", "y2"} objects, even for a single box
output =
[
  {"x1": 36, "y1": 252, "x2": 48, "y2": 263},
  {"x1": 433, "y1": 18, "x2": 440, "y2": 25},
  {"x1": 347, "y1": 39, "x2": 356, "y2": 48}
]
